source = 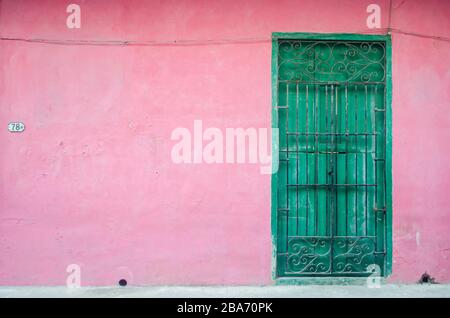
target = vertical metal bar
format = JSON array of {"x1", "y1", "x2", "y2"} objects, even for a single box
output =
[
  {"x1": 365, "y1": 84, "x2": 369, "y2": 236},
  {"x1": 329, "y1": 84, "x2": 334, "y2": 273},
  {"x1": 383, "y1": 81, "x2": 388, "y2": 273},
  {"x1": 374, "y1": 84, "x2": 378, "y2": 255},
  {"x1": 325, "y1": 85, "x2": 329, "y2": 237},
  {"x1": 355, "y1": 85, "x2": 358, "y2": 236},
  {"x1": 296, "y1": 83, "x2": 299, "y2": 235},
  {"x1": 335, "y1": 85, "x2": 339, "y2": 237},
  {"x1": 344, "y1": 84, "x2": 349, "y2": 266},
  {"x1": 285, "y1": 83, "x2": 289, "y2": 266},
  {"x1": 345, "y1": 84, "x2": 349, "y2": 238},
  {"x1": 315, "y1": 84, "x2": 319, "y2": 236},
  {"x1": 383, "y1": 83, "x2": 388, "y2": 273},
  {"x1": 305, "y1": 85, "x2": 309, "y2": 236}
]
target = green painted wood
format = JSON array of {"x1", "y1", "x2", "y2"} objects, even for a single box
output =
[
  {"x1": 271, "y1": 37, "x2": 279, "y2": 280},
  {"x1": 271, "y1": 33, "x2": 392, "y2": 279},
  {"x1": 385, "y1": 35, "x2": 393, "y2": 276}
]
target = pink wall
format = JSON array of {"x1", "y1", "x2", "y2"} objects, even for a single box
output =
[{"x1": 0, "y1": 0, "x2": 449, "y2": 285}]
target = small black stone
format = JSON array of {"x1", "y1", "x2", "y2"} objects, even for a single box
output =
[
  {"x1": 418, "y1": 272, "x2": 436, "y2": 284},
  {"x1": 118, "y1": 279, "x2": 127, "y2": 287}
]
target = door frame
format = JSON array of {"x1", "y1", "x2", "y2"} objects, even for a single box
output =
[{"x1": 270, "y1": 32, "x2": 393, "y2": 282}]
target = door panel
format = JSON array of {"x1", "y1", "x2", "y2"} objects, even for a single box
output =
[{"x1": 275, "y1": 39, "x2": 387, "y2": 277}]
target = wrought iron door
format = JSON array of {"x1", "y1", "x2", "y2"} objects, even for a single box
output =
[{"x1": 274, "y1": 38, "x2": 389, "y2": 277}]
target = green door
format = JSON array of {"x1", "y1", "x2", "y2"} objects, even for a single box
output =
[{"x1": 273, "y1": 34, "x2": 392, "y2": 277}]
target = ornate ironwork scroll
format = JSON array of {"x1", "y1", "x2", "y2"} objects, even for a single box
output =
[
  {"x1": 278, "y1": 41, "x2": 386, "y2": 83},
  {"x1": 287, "y1": 237, "x2": 376, "y2": 274},
  {"x1": 287, "y1": 237, "x2": 331, "y2": 273},
  {"x1": 333, "y1": 237, "x2": 376, "y2": 273}
]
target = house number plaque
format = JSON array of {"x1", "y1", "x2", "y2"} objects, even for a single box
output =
[{"x1": 8, "y1": 122, "x2": 25, "y2": 133}]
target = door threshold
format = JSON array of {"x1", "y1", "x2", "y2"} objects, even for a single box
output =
[{"x1": 275, "y1": 277, "x2": 386, "y2": 286}]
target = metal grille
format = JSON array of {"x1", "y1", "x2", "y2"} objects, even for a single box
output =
[{"x1": 275, "y1": 40, "x2": 388, "y2": 276}]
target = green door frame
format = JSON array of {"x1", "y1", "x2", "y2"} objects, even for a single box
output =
[{"x1": 271, "y1": 32, "x2": 393, "y2": 282}]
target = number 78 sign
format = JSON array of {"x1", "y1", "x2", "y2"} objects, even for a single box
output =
[{"x1": 8, "y1": 122, "x2": 25, "y2": 133}]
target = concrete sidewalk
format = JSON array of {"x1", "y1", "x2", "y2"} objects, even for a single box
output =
[{"x1": 0, "y1": 285, "x2": 449, "y2": 298}]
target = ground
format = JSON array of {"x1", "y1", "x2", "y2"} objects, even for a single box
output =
[{"x1": 0, "y1": 285, "x2": 449, "y2": 298}]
